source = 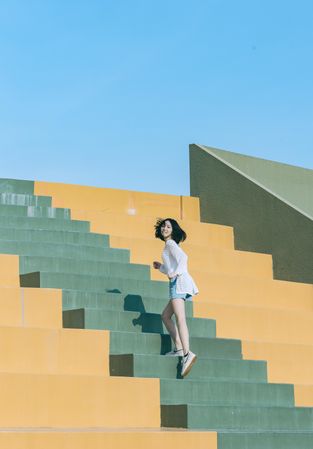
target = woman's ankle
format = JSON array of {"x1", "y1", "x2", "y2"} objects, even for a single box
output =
[{"x1": 175, "y1": 346, "x2": 183, "y2": 351}]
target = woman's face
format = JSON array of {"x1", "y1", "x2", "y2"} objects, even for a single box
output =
[{"x1": 161, "y1": 220, "x2": 173, "y2": 240}]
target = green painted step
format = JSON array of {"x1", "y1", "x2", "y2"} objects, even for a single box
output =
[
  {"x1": 20, "y1": 256, "x2": 150, "y2": 280},
  {"x1": 62, "y1": 290, "x2": 194, "y2": 317},
  {"x1": 109, "y1": 353, "x2": 267, "y2": 382},
  {"x1": 0, "y1": 216, "x2": 90, "y2": 232},
  {"x1": 2, "y1": 243, "x2": 129, "y2": 262},
  {"x1": 20, "y1": 271, "x2": 168, "y2": 297},
  {"x1": 0, "y1": 178, "x2": 34, "y2": 194},
  {"x1": 0, "y1": 204, "x2": 71, "y2": 219},
  {"x1": 161, "y1": 404, "x2": 313, "y2": 430},
  {"x1": 63, "y1": 308, "x2": 216, "y2": 338},
  {"x1": 218, "y1": 431, "x2": 313, "y2": 449},
  {"x1": 160, "y1": 378, "x2": 294, "y2": 407},
  {"x1": 0, "y1": 193, "x2": 52, "y2": 207},
  {"x1": 109, "y1": 331, "x2": 242, "y2": 359},
  {"x1": 0, "y1": 229, "x2": 108, "y2": 248}
]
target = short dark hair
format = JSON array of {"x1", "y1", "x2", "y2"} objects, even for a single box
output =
[{"x1": 154, "y1": 217, "x2": 187, "y2": 244}]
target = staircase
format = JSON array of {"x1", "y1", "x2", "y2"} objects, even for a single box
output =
[{"x1": 0, "y1": 177, "x2": 312, "y2": 448}]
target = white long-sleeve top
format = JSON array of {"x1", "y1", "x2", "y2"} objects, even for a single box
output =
[{"x1": 159, "y1": 239, "x2": 199, "y2": 296}]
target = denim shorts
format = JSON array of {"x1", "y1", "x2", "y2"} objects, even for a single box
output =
[{"x1": 169, "y1": 276, "x2": 193, "y2": 301}]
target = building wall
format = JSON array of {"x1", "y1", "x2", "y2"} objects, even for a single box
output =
[{"x1": 190, "y1": 144, "x2": 313, "y2": 284}]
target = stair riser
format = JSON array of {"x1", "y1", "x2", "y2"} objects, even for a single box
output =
[
  {"x1": 218, "y1": 433, "x2": 313, "y2": 449},
  {"x1": 63, "y1": 309, "x2": 216, "y2": 338},
  {"x1": 62, "y1": 291, "x2": 194, "y2": 317},
  {"x1": 4, "y1": 245, "x2": 129, "y2": 262},
  {"x1": 0, "y1": 230, "x2": 109, "y2": 247},
  {"x1": 0, "y1": 216, "x2": 90, "y2": 232},
  {"x1": 160, "y1": 380, "x2": 294, "y2": 407},
  {"x1": 21, "y1": 258, "x2": 149, "y2": 279},
  {"x1": 109, "y1": 354, "x2": 267, "y2": 382},
  {"x1": 0, "y1": 204, "x2": 70, "y2": 219},
  {"x1": 109, "y1": 332, "x2": 242, "y2": 359},
  {"x1": 0, "y1": 193, "x2": 51, "y2": 207},
  {"x1": 161, "y1": 405, "x2": 313, "y2": 430}
]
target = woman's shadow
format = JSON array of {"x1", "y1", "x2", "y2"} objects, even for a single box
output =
[{"x1": 123, "y1": 293, "x2": 182, "y2": 371}]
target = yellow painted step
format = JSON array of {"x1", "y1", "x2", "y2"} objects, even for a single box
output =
[
  {"x1": 294, "y1": 385, "x2": 313, "y2": 406},
  {"x1": 0, "y1": 255, "x2": 19, "y2": 286},
  {"x1": 72, "y1": 211, "x2": 234, "y2": 249},
  {"x1": 193, "y1": 273, "x2": 313, "y2": 309},
  {"x1": 0, "y1": 373, "x2": 160, "y2": 427},
  {"x1": 43, "y1": 208, "x2": 234, "y2": 248},
  {"x1": 0, "y1": 429, "x2": 217, "y2": 449},
  {"x1": 195, "y1": 302, "x2": 313, "y2": 344},
  {"x1": 0, "y1": 327, "x2": 109, "y2": 375},
  {"x1": 35, "y1": 181, "x2": 200, "y2": 220},
  {"x1": 242, "y1": 340, "x2": 313, "y2": 385},
  {"x1": 0, "y1": 287, "x2": 62, "y2": 328},
  {"x1": 111, "y1": 237, "x2": 271, "y2": 279}
]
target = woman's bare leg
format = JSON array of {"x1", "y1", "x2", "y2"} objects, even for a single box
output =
[
  {"x1": 161, "y1": 300, "x2": 183, "y2": 350},
  {"x1": 171, "y1": 298, "x2": 189, "y2": 355}
]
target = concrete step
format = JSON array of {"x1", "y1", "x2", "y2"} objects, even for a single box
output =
[
  {"x1": 20, "y1": 256, "x2": 150, "y2": 280},
  {"x1": 0, "y1": 228, "x2": 108, "y2": 247},
  {"x1": 63, "y1": 308, "x2": 216, "y2": 338},
  {"x1": 109, "y1": 331, "x2": 242, "y2": 359},
  {"x1": 0, "y1": 178, "x2": 34, "y2": 194},
  {"x1": 0, "y1": 192, "x2": 52, "y2": 207},
  {"x1": 160, "y1": 378, "x2": 294, "y2": 407},
  {"x1": 0, "y1": 429, "x2": 217, "y2": 449},
  {"x1": 79, "y1": 212, "x2": 234, "y2": 248},
  {"x1": 0, "y1": 254, "x2": 20, "y2": 286},
  {"x1": 0, "y1": 372, "x2": 160, "y2": 427},
  {"x1": 109, "y1": 353, "x2": 267, "y2": 382},
  {"x1": 0, "y1": 204, "x2": 71, "y2": 219},
  {"x1": 293, "y1": 384, "x2": 313, "y2": 407},
  {"x1": 199, "y1": 302, "x2": 313, "y2": 345},
  {"x1": 0, "y1": 327, "x2": 109, "y2": 375},
  {"x1": 0, "y1": 215, "x2": 90, "y2": 232},
  {"x1": 161, "y1": 403, "x2": 313, "y2": 430},
  {"x1": 114, "y1": 236, "x2": 273, "y2": 280},
  {"x1": 194, "y1": 272, "x2": 313, "y2": 308},
  {"x1": 62, "y1": 289, "x2": 194, "y2": 317},
  {"x1": 0, "y1": 242, "x2": 129, "y2": 262},
  {"x1": 34, "y1": 180, "x2": 201, "y2": 221},
  {"x1": 242, "y1": 340, "x2": 313, "y2": 387},
  {"x1": 0, "y1": 252, "x2": 62, "y2": 329},
  {"x1": 218, "y1": 431, "x2": 313, "y2": 449},
  {"x1": 0, "y1": 286, "x2": 62, "y2": 328},
  {"x1": 20, "y1": 271, "x2": 168, "y2": 297},
  {"x1": 6, "y1": 429, "x2": 313, "y2": 449}
]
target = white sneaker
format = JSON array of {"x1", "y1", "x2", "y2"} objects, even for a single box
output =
[
  {"x1": 165, "y1": 348, "x2": 184, "y2": 357},
  {"x1": 181, "y1": 351, "x2": 197, "y2": 376}
]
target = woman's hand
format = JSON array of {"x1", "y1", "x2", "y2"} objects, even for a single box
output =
[{"x1": 153, "y1": 261, "x2": 161, "y2": 269}]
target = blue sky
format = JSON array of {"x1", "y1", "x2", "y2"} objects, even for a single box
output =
[{"x1": 0, "y1": 0, "x2": 312, "y2": 195}]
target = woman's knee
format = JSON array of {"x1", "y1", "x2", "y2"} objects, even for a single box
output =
[
  {"x1": 161, "y1": 301, "x2": 174, "y2": 322},
  {"x1": 175, "y1": 315, "x2": 187, "y2": 328},
  {"x1": 161, "y1": 309, "x2": 172, "y2": 322},
  {"x1": 173, "y1": 308, "x2": 187, "y2": 328}
]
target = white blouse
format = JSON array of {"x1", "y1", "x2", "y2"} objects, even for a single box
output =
[{"x1": 159, "y1": 239, "x2": 199, "y2": 296}]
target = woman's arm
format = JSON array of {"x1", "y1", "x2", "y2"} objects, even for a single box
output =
[
  {"x1": 153, "y1": 260, "x2": 168, "y2": 275},
  {"x1": 166, "y1": 240, "x2": 185, "y2": 277},
  {"x1": 159, "y1": 264, "x2": 168, "y2": 274}
]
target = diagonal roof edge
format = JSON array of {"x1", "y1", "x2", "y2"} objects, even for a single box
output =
[{"x1": 194, "y1": 143, "x2": 313, "y2": 222}]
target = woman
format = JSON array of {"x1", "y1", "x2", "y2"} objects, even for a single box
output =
[{"x1": 153, "y1": 217, "x2": 199, "y2": 377}]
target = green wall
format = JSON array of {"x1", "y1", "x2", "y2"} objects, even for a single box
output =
[
  {"x1": 203, "y1": 146, "x2": 313, "y2": 219},
  {"x1": 190, "y1": 144, "x2": 313, "y2": 284}
]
